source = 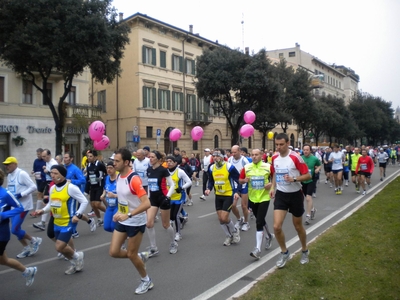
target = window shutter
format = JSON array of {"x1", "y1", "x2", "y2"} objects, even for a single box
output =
[
  {"x1": 142, "y1": 45, "x2": 146, "y2": 63},
  {"x1": 180, "y1": 93, "x2": 184, "y2": 112},
  {"x1": 152, "y1": 88, "x2": 156, "y2": 108},
  {"x1": 179, "y1": 56, "x2": 183, "y2": 72},
  {"x1": 172, "y1": 54, "x2": 175, "y2": 70},
  {"x1": 184, "y1": 58, "x2": 188, "y2": 73},
  {"x1": 142, "y1": 86, "x2": 147, "y2": 107},
  {"x1": 172, "y1": 92, "x2": 176, "y2": 110},
  {"x1": 192, "y1": 60, "x2": 196, "y2": 75},
  {"x1": 160, "y1": 51, "x2": 166, "y2": 68},
  {"x1": 152, "y1": 48, "x2": 156, "y2": 66},
  {"x1": 167, "y1": 91, "x2": 171, "y2": 110},
  {"x1": 158, "y1": 89, "x2": 162, "y2": 109}
]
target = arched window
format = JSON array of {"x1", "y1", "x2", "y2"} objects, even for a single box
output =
[
  {"x1": 214, "y1": 135, "x2": 219, "y2": 149},
  {"x1": 290, "y1": 133, "x2": 295, "y2": 148}
]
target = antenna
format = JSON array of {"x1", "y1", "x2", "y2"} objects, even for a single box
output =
[{"x1": 241, "y1": 13, "x2": 245, "y2": 53}]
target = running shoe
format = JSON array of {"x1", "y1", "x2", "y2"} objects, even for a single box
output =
[
  {"x1": 337, "y1": 188, "x2": 342, "y2": 195},
  {"x1": 174, "y1": 233, "x2": 182, "y2": 242},
  {"x1": 72, "y1": 231, "x2": 80, "y2": 239},
  {"x1": 241, "y1": 222, "x2": 250, "y2": 231},
  {"x1": 169, "y1": 241, "x2": 178, "y2": 254},
  {"x1": 138, "y1": 251, "x2": 149, "y2": 264},
  {"x1": 384, "y1": 172, "x2": 386, "y2": 177},
  {"x1": 135, "y1": 279, "x2": 154, "y2": 295},
  {"x1": 304, "y1": 216, "x2": 311, "y2": 225},
  {"x1": 87, "y1": 210, "x2": 95, "y2": 217},
  {"x1": 30, "y1": 237, "x2": 42, "y2": 255},
  {"x1": 250, "y1": 247, "x2": 261, "y2": 260},
  {"x1": 300, "y1": 249, "x2": 310, "y2": 264},
  {"x1": 89, "y1": 218, "x2": 97, "y2": 232},
  {"x1": 312, "y1": 193, "x2": 316, "y2": 198},
  {"x1": 16, "y1": 246, "x2": 31, "y2": 259},
  {"x1": 147, "y1": 246, "x2": 159, "y2": 257},
  {"x1": 265, "y1": 233, "x2": 274, "y2": 250},
  {"x1": 65, "y1": 264, "x2": 76, "y2": 275},
  {"x1": 310, "y1": 208, "x2": 317, "y2": 220},
  {"x1": 187, "y1": 200, "x2": 193, "y2": 206},
  {"x1": 330, "y1": 183, "x2": 333, "y2": 188},
  {"x1": 234, "y1": 217, "x2": 244, "y2": 230},
  {"x1": 57, "y1": 252, "x2": 65, "y2": 259},
  {"x1": 97, "y1": 219, "x2": 103, "y2": 227},
  {"x1": 33, "y1": 222, "x2": 45, "y2": 231},
  {"x1": 345, "y1": 180, "x2": 349, "y2": 186},
  {"x1": 232, "y1": 229, "x2": 241, "y2": 244},
  {"x1": 276, "y1": 250, "x2": 290, "y2": 268},
  {"x1": 380, "y1": 177, "x2": 383, "y2": 181},
  {"x1": 74, "y1": 251, "x2": 84, "y2": 272},
  {"x1": 199, "y1": 195, "x2": 206, "y2": 200},
  {"x1": 362, "y1": 190, "x2": 366, "y2": 195},
  {"x1": 23, "y1": 267, "x2": 37, "y2": 287},
  {"x1": 223, "y1": 235, "x2": 232, "y2": 246}
]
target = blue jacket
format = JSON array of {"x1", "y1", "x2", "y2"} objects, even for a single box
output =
[
  {"x1": 65, "y1": 163, "x2": 86, "y2": 187},
  {"x1": 33, "y1": 158, "x2": 46, "y2": 181}
]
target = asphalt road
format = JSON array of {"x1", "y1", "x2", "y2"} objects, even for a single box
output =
[{"x1": 1, "y1": 165, "x2": 399, "y2": 300}]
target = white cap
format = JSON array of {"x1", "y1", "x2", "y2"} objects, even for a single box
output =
[
  {"x1": 204, "y1": 148, "x2": 211, "y2": 152},
  {"x1": 109, "y1": 153, "x2": 115, "y2": 160}
]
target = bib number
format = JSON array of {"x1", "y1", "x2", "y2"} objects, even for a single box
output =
[
  {"x1": 250, "y1": 176, "x2": 265, "y2": 190},
  {"x1": 108, "y1": 198, "x2": 117, "y2": 206},
  {"x1": 89, "y1": 174, "x2": 97, "y2": 185},
  {"x1": 215, "y1": 180, "x2": 226, "y2": 193},
  {"x1": 148, "y1": 178, "x2": 159, "y2": 192},
  {"x1": 50, "y1": 199, "x2": 62, "y2": 218},
  {"x1": 118, "y1": 199, "x2": 129, "y2": 214}
]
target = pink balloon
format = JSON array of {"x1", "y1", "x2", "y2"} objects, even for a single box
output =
[
  {"x1": 240, "y1": 124, "x2": 254, "y2": 138},
  {"x1": 93, "y1": 135, "x2": 110, "y2": 150},
  {"x1": 169, "y1": 128, "x2": 182, "y2": 142},
  {"x1": 243, "y1": 111, "x2": 256, "y2": 124},
  {"x1": 191, "y1": 126, "x2": 204, "y2": 141},
  {"x1": 89, "y1": 121, "x2": 106, "y2": 141}
]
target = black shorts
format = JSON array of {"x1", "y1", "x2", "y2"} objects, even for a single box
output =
[
  {"x1": 150, "y1": 193, "x2": 170, "y2": 210},
  {"x1": 301, "y1": 181, "x2": 315, "y2": 197},
  {"x1": 274, "y1": 189, "x2": 305, "y2": 218},
  {"x1": 332, "y1": 169, "x2": 343, "y2": 174},
  {"x1": 358, "y1": 171, "x2": 371, "y2": 178},
  {"x1": 0, "y1": 240, "x2": 8, "y2": 255},
  {"x1": 351, "y1": 171, "x2": 358, "y2": 177},
  {"x1": 114, "y1": 223, "x2": 146, "y2": 238},
  {"x1": 324, "y1": 165, "x2": 332, "y2": 172},
  {"x1": 379, "y1": 163, "x2": 387, "y2": 168},
  {"x1": 215, "y1": 194, "x2": 234, "y2": 212},
  {"x1": 37, "y1": 181, "x2": 48, "y2": 193},
  {"x1": 90, "y1": 187, "x2": 103, "y2": 201}
]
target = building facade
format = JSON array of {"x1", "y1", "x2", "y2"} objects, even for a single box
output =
[
  {"x1": 93, "y1": 13, "x2": 283, "y2": 155},
  {"x1": 0, "y1": 62, "x2": 93, "y2": 172}
]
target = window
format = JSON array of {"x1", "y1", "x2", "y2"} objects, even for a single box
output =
[
  {"x1": 248, "y1": 137, "x2": 252, "y2": 149},
  {"x1": 43, "y1": 83, "x2": 52, "y2": 105},
  {"x1": 185, "y1": 58, "x2": 195, "y2": 75},
  {"x1": 187, "y1": 94, "x2": 197, "y2": 117},
  {"x1": 160, "y1": 50, "x2": 166, "y2": 68},
  {"x1": 22, "y1": 80, "x2": 33, "y2": 104},
  {"x1": 158, "y1": 89, "x2": 171, "y2": 110},
  {"x1": 172, "y1": 54, "x2": 183, "y2": 72},
  {"x1": 0, "y1": 76, "x2": 4, "y2": 102},
  {"x1": 214, "y1": 135, "x2": 219, "y2": 149},
  {"x1": 146, "y1": 126, "x2": 153, "y2": 138},
  {"x1": 142, "y1": 46, "x2": 156, "y2": 66},
  {"x1": 142, "y1": 86, "x2": 156, "y2": 108},
  {"x1": 68, "y1": 86, "x2": 76, "y2": 105},
  {"x1": 193, "y1": 140, "x2": 198, "y2": 151},
  {"x1": 98, "y1": 90, "x2": 106, "y2": 112},
  {"x1": 288, "y1": 51, "x2": 295, "y2": 57},
  {"x1": 172, "y1": 91, "x2": 183, "y2": 111},
  {"x1": 279, "y1": 53, "x2": 284, "y2": 59}
]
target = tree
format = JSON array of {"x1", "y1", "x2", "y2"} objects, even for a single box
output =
[
  {"x1": 196, "y1": 47, "x2": 273, "y2": 145},
  {"x1": 0, "y1": 0, "x2": 130, "y2": 154}
]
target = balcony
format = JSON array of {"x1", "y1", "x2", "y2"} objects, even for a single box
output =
[
  {"x1": 185, "y1": 112, "x2": 212, "y2": 126},
  {"x1": 66, "y1": 104, "x2": 102, "y2": 119}
]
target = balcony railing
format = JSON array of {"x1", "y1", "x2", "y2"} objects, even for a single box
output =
[
  {"x1": 66, "y1": 104, "x2": 102, "y2": 118},
  {"x1": 185, "y1": 112, "x2": 212, "y2": 125}
]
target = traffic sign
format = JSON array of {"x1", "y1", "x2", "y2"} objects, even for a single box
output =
[{"x1": 156, "y1": 129, "x2": 161, "y2": 136}]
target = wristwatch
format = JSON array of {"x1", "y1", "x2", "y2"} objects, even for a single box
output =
[
  {"x1": 293, "y1": 177, "x2": 297, "y2": 182},
  {"x1": 127, "y1": 212, "x2": 132, "y2": 218},
  {"x1": 75, "y1": 212, "x2": 83, "y2": 219}
]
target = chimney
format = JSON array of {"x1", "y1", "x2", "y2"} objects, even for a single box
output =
[
  {"x1": 189, "y1": 25, "x2": 193, "y2": 33},
  {"x1": 119, "y1": 13, "x2": 124, "y2": 22},
  {"x1": 245, "y1": 47, "x2": 249, "y2": 55}
]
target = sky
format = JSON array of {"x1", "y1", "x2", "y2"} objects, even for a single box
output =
[{"x1": 112, "y1": 0, "x2": 400, "y2": 111}]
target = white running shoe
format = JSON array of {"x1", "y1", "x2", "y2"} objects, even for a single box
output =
[
  {"x1": 241, "y1": 222, "x2": 250, "y2": 231},
  {"x1": 250, "y1": 247, "x2": 261, "y2": 260},
  {"x1": 265, "y1": 233, "x2": 274, "y2": 250},
  {"x1": 30, "y1": 237, "x2": 42, "y2": 255},
  {"x1": 16, "y1": 246, "x2": 31, "y2": 259},
  {"x1": 169, "y1": 241, "x2": 178, "y2": 254},
  {"x1": 234, "y1": 217, "x2": 244, "y2": 230},
  {"x1": 223, "y1": 235, "x2": 232, "y2": 246},
  {"x1": 23, "y1": 267, "x2": 37, "y2": 286},
  {"x1": 232, "y1": 230, "x2": 241, "y2": 244},
  {"x1": 89, "y1": 218, "x2": 97, "y2": 232},
  {"x1": 174, "y1": 233, "x2": 182, "y2": 241},
  {"x1": 74, "y1": 251, "x2": 84, "y2": 271},
  {"x1": 135, "y1": 279, "x2": 154, "y2": 294}
]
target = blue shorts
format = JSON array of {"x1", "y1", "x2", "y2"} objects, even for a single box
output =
[{"x1": 54, "y1": 223, "x2": 77, "y2": 243}]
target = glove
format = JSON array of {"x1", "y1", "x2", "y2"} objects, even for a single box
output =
[
  {"x1": 175, "y1": 187, "x2": 183, "y2": 194},
  {"x1": 15, "y1": 193, "x2": 22, "y2": 199}
]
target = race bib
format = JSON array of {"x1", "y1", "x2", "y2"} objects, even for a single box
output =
[
  {"x1": 108, "y1": 198, "x2": 117, "y2": 206},
  {"x1": 360, "y1": 163, "x2": 367, "y2": 170},
  {"x1": 8, "y1": 184, "x2": 16, "y2": 195},
  {"x1": 148, "y1": 178, "x2": 159, "y2": 192},
  {"x1": 118, "y1": 199, "x2": 129, "y2": 214},
  {"x1": 191, "y1": 166, "x2": 196, "y2": 171},
  {"x1": 276, "y1": 168, "x2": 290, "y2": 185},
  {"x1": 334, "y1": 159, "x2": 342, "y2": 165},
  {"x1": 137, "y1": 171, "x2": 144, "y2": 178},
  {"x1": 89, "y1": 174, "x2": 97, "y2": 185},
  {"x1": 45, "y1": 173, "x2": 52, "y2": 181},
  {"x1": 215, "y1": 180, "x2": 226, "y2": 193},
  {"x1": 35, "y1": 172, "x2": 42, "y2": 180},
  {"x1": 250, "y1": 176, "x2": 265, "y2": 190},
  {"x1": 50, "y1": 199, "x2": 62, "y2": 218}
]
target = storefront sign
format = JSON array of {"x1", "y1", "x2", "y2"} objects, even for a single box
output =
[
  {"x1": 27, "y1": 126, "x2": 52, "y2": 134},
  {"x1": 0, "y1": 125, "x2": 19, "y2": 133},
  {"x1": 64, "y1": 126, "x2": 88, "y2": 134}
]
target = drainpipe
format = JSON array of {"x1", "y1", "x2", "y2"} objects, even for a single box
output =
[
  {"x1": 116, "y1": 76, "x2": 119, "y2": 148},
  {"x1": 182, "y1": 35, "x2": 187, "y2": 135}
]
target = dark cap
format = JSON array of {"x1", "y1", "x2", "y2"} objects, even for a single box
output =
[
  {"x1": 51, "y1": 165, "x2": 67, "y2": 177},
  {"x1": 143, "y1": 146, "x2": 150, "y2": 151}
]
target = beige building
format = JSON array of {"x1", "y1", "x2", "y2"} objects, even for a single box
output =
[
  {"x1": 266, "y1": 43, "x2": 360, "y2": 105},
  {"x1": 93, "y1": 13, "x2": 284, "y2": 155},
  {"x1": 0, "y1": 62, "x2": 95, "y2": 171}
]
